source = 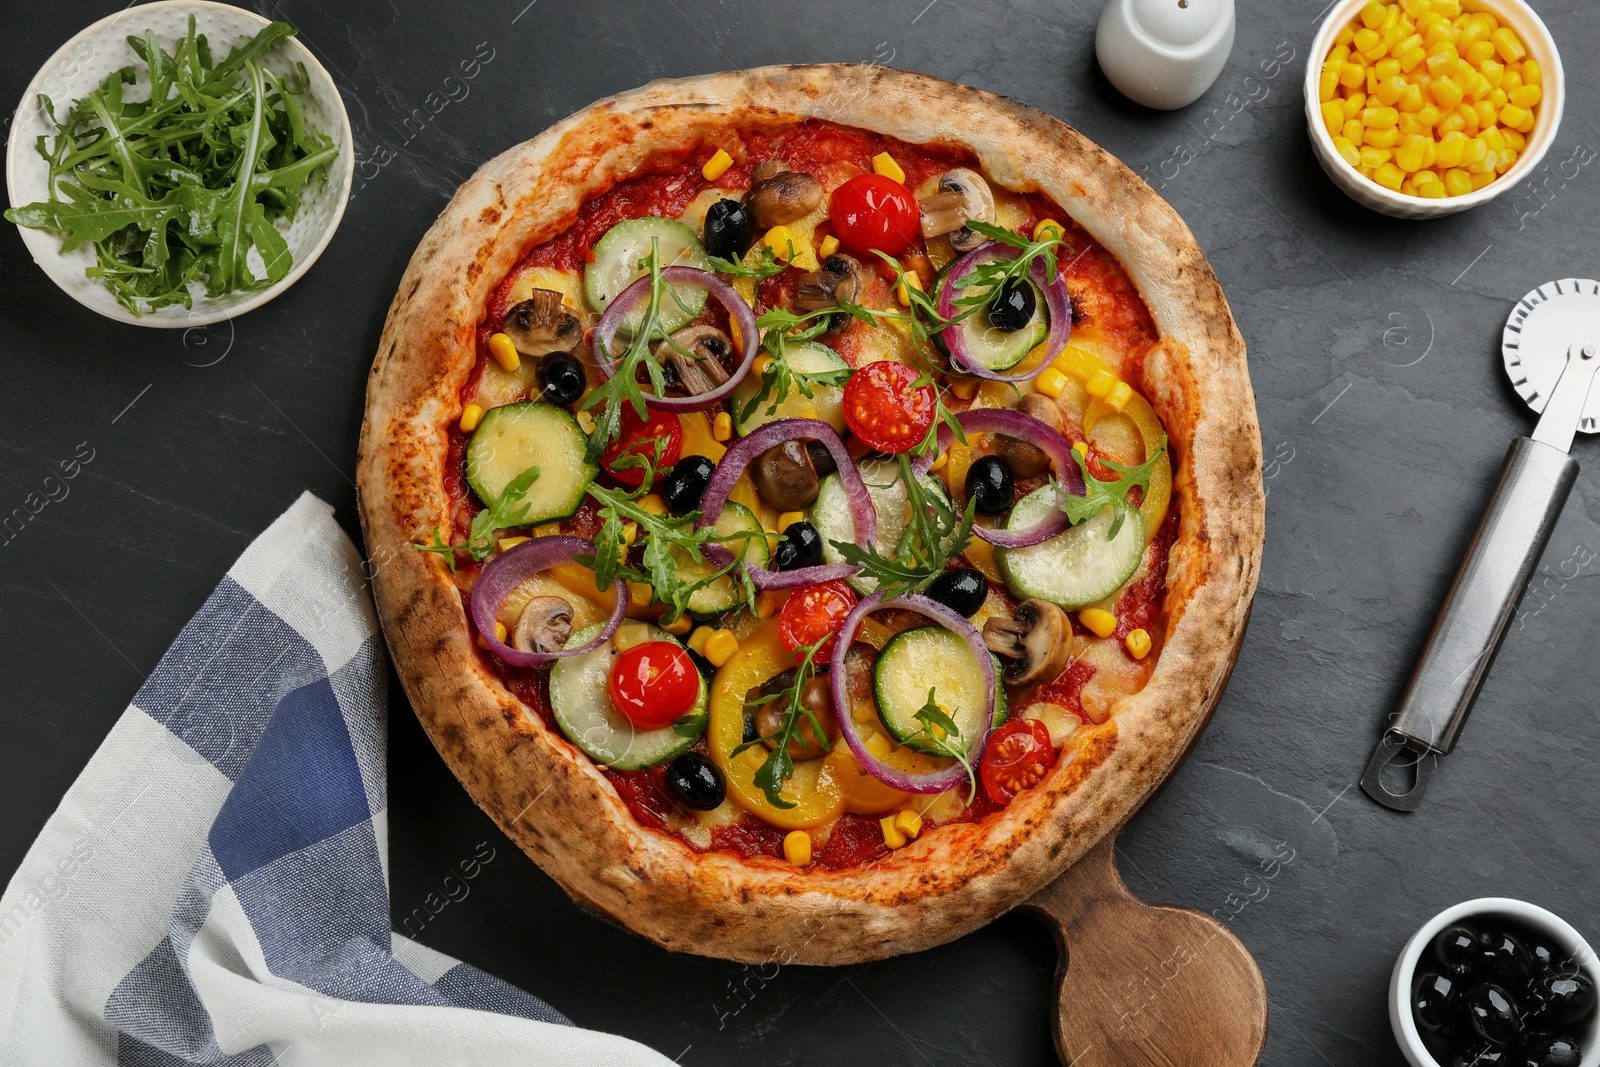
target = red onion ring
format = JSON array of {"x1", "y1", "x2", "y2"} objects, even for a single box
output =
[
  {"x1": 695, "y1": 418, "x2": 875, "y2": 589},
  {"x1": 469, "y1": 536, "x2": 628, "y2": 667},
  {"x1": 914, "y1": 408, "x2": 1086, "y2": 549},
  {"x1": 829, "y1": 592, "x2": 997, "y2": 794},
  {"x1": 935, "y1": 242, "x2": 1071, "y2": 383},
  {"x1": 592, "y1": 266, "x2": 761, "y2": 413}
]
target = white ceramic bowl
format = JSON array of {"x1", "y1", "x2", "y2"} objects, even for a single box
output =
[
  {"x1": 1304, "y1": 0, "x2": 1565, "y2": 219},
  {"x1": 1390, "y1": 897, "x2": 1600, "y2": 1067},
  {"x1": 4, "y1": 1, "x2": 353, "y2": 326}
]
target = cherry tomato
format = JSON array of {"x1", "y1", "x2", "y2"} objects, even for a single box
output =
[
  {"x1": 842, "y1": 361, "x2": 936, "y2": 454},
  {"x1": 608, "y1": 641, "x2": 699, "y2": 729},
  {"x1": 777, "y1": 580, "x2": 858, "y2": 660},
  {"x1": 980, "y1": 718, "x2": 1056, "y2": 806},
  {"x1": 829, "y1": 174, "x2": 920, "y2": 258},
  {"x1": 601, "y1": 405, "x2": 682, "y2": 486}
]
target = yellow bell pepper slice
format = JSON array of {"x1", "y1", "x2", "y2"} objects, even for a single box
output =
[{"x1": 708, "y1": 620, "x2": 847, "y2": 829}]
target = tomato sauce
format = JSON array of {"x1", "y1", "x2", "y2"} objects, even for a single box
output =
[{"x1": 448, "y1": 118, "x2": 1173, "y2": 871}]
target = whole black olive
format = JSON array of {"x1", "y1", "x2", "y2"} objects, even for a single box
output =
[
  {"x1": 1414, "y1": 972, "x2": 1458, "y2": 1034},
  {"x1": 773, "y1": 521, "x2": 823, "y2": 571},
  {"x1": 663, "y1": 455, "x2": 717, "y2": 516},
  {"x1": 926, "y1": 567, "x2": 989, "y2": 617},
  {"x1": 538, "y1": 351, "x2": 586, "y2": 406},
  {"x1": 1517, "y1": 1034, "x2": 1582, "y2": 1067},
  {"x1": 966, "y1": 455, "x2": 1015, "y2": 515},
  {"x1": 1543, "y1": 974, "x2": 1596, "y2": 1025},
  {"x1": 665, "y1": 752, "x2": 725, "y2": 811},
  {"x1": 1436, "y1": 925, "x2": 1481, "y2": 977},
  {"x1": 1451, "y1": 1049, "x2": 1509, "y2": 1067},
  {"x1": 987, "y1": 277, "x2": 1036, "y2": 333},
  {"x1": 703, "y1": 199, "x2": 755, "y2": 262},
  {"x1": 1529, "y1": 941, "x2": 1575, "y2": 977},
  {"x1": 1480, "y1": 930, "x2": 1535, "y2": 985},
  {"x1": 806, "y1": 440, "x2": 838, "y2": 478},
  {"x1": 1465, "y1": 983, "x2": 1525, "y2": 1047}
]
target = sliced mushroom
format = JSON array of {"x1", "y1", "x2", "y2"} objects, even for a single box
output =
[
  {"x1": 983, "y1": 598, "x2": 1074, "y2": 688},
  {"x1": 995, "y1": 393, "x2": 1066, "y2": 478},
  {"x1": 511, "y1": 596, "x2": 575, "y2": 655},
  {"x1": 746, "y1": 159, "x2": 823, "y2": 230},
  {"x1": 502, "y1": 289, "x2": 583, "y2": 358},
  {"x1": 751, "y1": 439, "x2": 820, "y2": 512},
  {"x1": 654, "y1": 325, "x2": 733, "y2": 397},
  {"x1": 918, "y1": 168, "x2": 997, "y2": 253},
  {"x1": 793, "y1": 253, "x2": 870, "y2": 333},
  {"x1": 756, "y1": 675, "x2": 837, "y2": 760}
]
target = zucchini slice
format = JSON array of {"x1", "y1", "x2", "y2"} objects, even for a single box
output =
[
  {"x1": 465, "y1": 402, "x2": 596, "y2": 521},
  {"x1": 813, "y1": 457, "x2": 952, "y2": 595},
  {"x1": 584, "y1": 217, "x2": 710, "y2": 338},
  {"x1": 997, "y1": 487, "x2": 1146, "y2": 609},
  {"x1": 730, "y1": 340, "x2": 849, "y2": 436},
  {"x1": 874, "y1": 626, "x2": 995, "y2": 756},
  {"x1": 935, "y1": 274, "x2": 1046, "y2": 371},
  {"x1": 671, "y1": 501, "x2": 769, "y2": 616},
  {"x1": 548, "y1": 622, "x2": 707, "y2": 770}
]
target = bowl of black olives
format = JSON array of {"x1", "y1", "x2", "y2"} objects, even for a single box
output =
[{"x1": 1391, "y1": 898, "x2": 1599, "y2": 1067}]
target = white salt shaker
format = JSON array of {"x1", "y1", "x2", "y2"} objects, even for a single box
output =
[{"x1": 1095, "y1": 0, "x2": 1237, "y2": 110}]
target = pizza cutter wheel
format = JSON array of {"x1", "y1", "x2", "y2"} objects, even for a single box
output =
[{"x1": 1362, "y1": 280, "x2": 1600, "y2": 811}]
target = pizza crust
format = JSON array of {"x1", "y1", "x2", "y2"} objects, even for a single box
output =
[{"x1": 356, "y1": 65, "x2": 1264, "y2": 965}]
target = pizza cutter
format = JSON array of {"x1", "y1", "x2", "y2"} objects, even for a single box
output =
[{"x1": 1362, "y1": 279, "x2": 1600, "y2": 811}]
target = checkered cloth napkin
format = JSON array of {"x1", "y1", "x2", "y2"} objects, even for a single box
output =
[{"x1": 0, "y1": 493, "x2": 671, "y2": 1065}]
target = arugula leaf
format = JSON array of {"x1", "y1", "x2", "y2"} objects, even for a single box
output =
[
  {"x1": 827, "y1": 454, "x2": 975, "y2": 598},
  {"x1": 736, "y1": 302, "x2": 871, "y2": 424},
  {"x1": 1058, "y1": 435, "x2": 1168, "y2": 538},
  {"x1": 707, "y1": 244, "x2": 788, "y2": 281},
  {"x1": 412, "y1": 465, "x2": 542, "y2": 567},
  {"x1": 908, "y1": 688, "x2": 978, "y2": 804},
  {"x1": 4, "y1": 17, "x2": 337, "y2": 314},
  {"x1": 580, "y1": 241, "x2": 678, "y2": 461},
  {"x1": 732, "y1": 635, "x2": 832, "y2": 808}
]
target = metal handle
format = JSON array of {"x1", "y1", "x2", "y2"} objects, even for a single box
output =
[{"x1": 1362, "y1": 437, "x2": 1578, "y2": 809}]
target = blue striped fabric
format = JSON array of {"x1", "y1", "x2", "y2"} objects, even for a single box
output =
[{"x1": 0, "y1": 494, "x2": 670, "y2": 1066}]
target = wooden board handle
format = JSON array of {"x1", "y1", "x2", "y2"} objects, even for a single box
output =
[{"x1": 1021, "y1": 834, "x2": 1268, "y2": 1067}]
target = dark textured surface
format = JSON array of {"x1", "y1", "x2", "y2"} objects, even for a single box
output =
[{"x1": 3, "y1": 1, "x2": 1599, "y2": 1063}]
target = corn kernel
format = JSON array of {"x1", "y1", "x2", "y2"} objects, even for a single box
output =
[
  {"x1": 704, "y1": 628, "x2": 739, "y2": 667},
  {"x1": 1433, "y1": 0, "x2": 1460, "y2": 14},
  {"x1": 1334, "y1": 136, "x2": 1363, "y2": 167},
  {"x1": 1470, "y1": 169, "x2": 1498, "y2": 190},
  {"x1": 712, "y1": 411, "x2": 732, "y2": 442},
  {"x1": 1106, "y1": 381, "x2": 1134, "y2": 411},
  {"x1": 1503, "y1": 69, "x2": 1523, "y2": 92},
  {"x1": 1084, "y1": 368, "x2": 1118, "y2": 398},
  {"x1": 1375, "y1": 162, "x2": 1407, "y2": 189},
  {"x1": 488, "y1": 332, "x2": 521, "y2": 372},
  {"x1": 634, "y1": 494, "x2": 667, "y2": 517},
  {"x1": 1344, "y1": 90, "x2": 1369, "y2": 118},
  {"x1": 1417, "y1": 104, "x2": 1441, "y2": 127},
  {"x1": 1459, "y1": 19, "x2": 1489, "y2": 50},
  {"x1": 1504, "y1": 129, "x2": 1527, "y2": 151},
  {"x1": 755, "y1": 590, "x2": 783, "y2": 620},
  {"x1": 1366, "y1": 68, "x2": 1381, "y2": 95},
  {"x1": 818, "y1": 234, "x2": 840, "y2": 259},
  {"x1": 1359, "y1": 1, "x2": 1386, "y2": 29},
  {"x1": 880, "y1": 815, "x2": 908, "y2": 849},
  {"x1": 1430, "y1": 75, "x2": 1463, "y2": 109},
  {"x1": 1398, "y1": 83, "x2": 1426, "y2": 112},
  {"x1": 619, "y1": 521, "x2": 639, "y2": 549},
  {"x1": 763, "y1": 225, "x2": 795, "y2": 261},
  {"x1": 1491, "y1": 27, "x2": 1526, "y2": 63},
  {"x1": 1412, "y1": 169, "x2": 1439, "y2": 186},
  {"x1": 613, "y1": 622, "x2": 652, "y2": 652},
  {"x1": 496, "y1": 535, "x2": 530, "y2": 552},
  {"x1": 1499, "y1": 103, "x2": 1530, "y2": 128},
  {"x1": 771, "y1": 511, "x2": 804, "y2": 532},
  {"x1": 1396, "y1": 133, "x2": 1429, "y2": 171},
  {"x1": 1482, "y1": 126, "x2": 1505, "y2": 151},
  {"x1": 701, "y1": 149, "x2": 733, "y2": 181},
  {"x1": 1376, "y1": 57, "x2": 1403, "y2": 81},
  {"x1": 1361, "y1": 145, "x2": 1391, "y2": 169},
  {"x1": 1401, "y1": 0, "x2": 1429, "y2": 17},
  {"x1": 894, "y1": 809, "x2": 924, "y2": 839},
  {"x1": 1365, "y1": 125, "x2": 1400, "y2": 148},
  {"x1": 1439, "y1": 111, "x2": 1467, "y2": 135},
  {"x1": 575, "y1": 409, "x2": 596, "y2": 434},
  {"x1": 1463, "y1": 39, "x2": 1495, "y2": 66},
  {"x1": 1036, "y1": 367, "x2": 1068, "y2": 399},
  {"x1": 1444, "y1": 167, "x2": 1473, "y2": 195},
  {"x1": 1488, "y1": 87, "x2": 1508, "y2": 109},
  {"x1": 928, "y1": 450, "x2": 948, "y2": 473},
  {"x1": 1496, "y1": 148, "x2": 1519, "y2": 174},
  {"x1": 895, "y1": 270, "x2": 923, "y2": 306},
  {"x1": 459, "y1": 403, "x2": 483, "y2": 432},
  {"x1": 1319, "y1": 64, "x2": 1341, "y2": 101},
  {"x1": 1417, "y1": 180, "x2": 1447, "y2": 198},
  {"x1": 1475, "y1": 99, "x2": 1497, "y2": 128},
  {"x1": 1033, "y1": 218, "x2": 1065, "y2": 243},
  {"x1": 687, "y1": 626, "x2": 713, "y2": 654},
  {"x1": 663, "y1": 614, "x2": 694, "y2": 636},
  {"x1": 1079, "y1": 608, "x2": 1117, "y2": 638},
  {"x1": 1339, "y1": 24, "x2": 1358, "y2": 45},
  {"x1": 872, "y1": 152, "x2": 905, "y2": 184},
  {"x1": 1397, "y1": 46, "x2": 1426, "y2": 73},
  {"x1": 1072, "y1": 441, "x2": 1089, "y2": 457},
  {"x1": 783, "y1": 830, "x2": 812, "y2": 866},
  {"x1": 1125, "y1": 628, "x2": 1152, "y2": 660},
  {"x1": 1479, "y1": 58, "x2": 1504, "y2": 89},
  {"x1": 1374, "y1": 76, "x2": 1407, "y2": 106},
  {"x1": 950, "y1": 377, "x2": 980, "y2": 400},
  {"x1": 1508, "y1": 83, "x2": 1541, "y2": 109},
  {"x1": 1340, "y1": 61, "x2": 1367, "y2": 89},
  {"x1": 1321, "y1": 100, "x2": 1346, "y2": 134},
  {"x1": 1425, "y1": 47, "x2": 1457, "y2": 77},
  {"x1": 1522, "y1": 59, "x2": 1542, "y2": 86}
]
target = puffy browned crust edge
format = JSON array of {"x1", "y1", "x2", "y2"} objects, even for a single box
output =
[{"x1": 355, "y1": 65, "x2": 1264, "y2": 965}]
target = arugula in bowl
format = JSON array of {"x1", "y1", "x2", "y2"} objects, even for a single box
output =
[{"x1": 5, "y1": 17, "x2": 338, "y2": 315}]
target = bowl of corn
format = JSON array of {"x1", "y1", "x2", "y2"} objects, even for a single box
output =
[{"x1": 1305, "y1": 0, "x2": 1563, "y2": 218}]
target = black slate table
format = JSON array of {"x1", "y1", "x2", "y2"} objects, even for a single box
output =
[{"x1": 4, "y1": 1, "x2": 1599, "y2": 1064}]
